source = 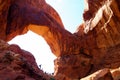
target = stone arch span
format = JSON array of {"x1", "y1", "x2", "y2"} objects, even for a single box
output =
[
  {"x1": 1, "y1": 0, "x2": 120, "y2": 79},
  {"x1": 4, "y1": 0, "x2": 81, "y2": 57}
]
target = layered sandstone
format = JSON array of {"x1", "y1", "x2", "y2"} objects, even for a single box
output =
[{"x1": 0, "y1": 0, "x2": 120, "y2": 80}]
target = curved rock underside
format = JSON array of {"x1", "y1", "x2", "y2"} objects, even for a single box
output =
[{"x1": 0, "y1": 0, "x2": 120, "y2": 80}]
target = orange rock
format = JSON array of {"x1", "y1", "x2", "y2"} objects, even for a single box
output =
[
  {"x1": 111, "y1": 67, "x2": 120, "y2": 80},
  {"x1": 0, "y1": 0, "x2": 120, "y2": 79},
  {"x1": 81, "y1": 68, "x2": 113, "y2": 80}
]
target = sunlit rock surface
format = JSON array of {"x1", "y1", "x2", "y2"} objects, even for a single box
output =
[{"x1": 0, "y1": 0, "x2": 120, "y2": 80}]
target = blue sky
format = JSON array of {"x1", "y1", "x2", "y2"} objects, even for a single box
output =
[
  {"x1": 9, "y1": 0, "x2": 84, "y2": 73},
  {"x1": 46, "y1": 0, "x2": 84, "y2": 32}
]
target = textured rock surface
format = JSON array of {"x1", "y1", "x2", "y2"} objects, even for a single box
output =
[
  {"x1": 0, "y1": 0, "x2": 64, "y2": 41},
  {"x1": 0, "y1": 0, "x2": 120, "y2": 80},
  {"x1": 76, "y1": 0, "x2": 120, "y2": 73},
  {"x1": 80, "y1": 68, "x2": 113, "y2": 80},
  {"x1": 81, "y1": 67, "x2": 120, "y2": 80},
  {"x1": 54, "y1": 54, "x2": 91, "y2": 79},
  {"x1": 54, "y1": 0, "x2": 120, "y2": 79},
  {"x1": 0, "y1": 40, "x2": 53, "y2": 80}
]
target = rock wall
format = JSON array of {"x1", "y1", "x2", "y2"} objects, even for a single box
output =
[
  {"x1": 0, "y1": 0, "x2": 120, "y2": 80},
  {"x1": 54, "y1": 0, "x2": 120, "y2": 79}
]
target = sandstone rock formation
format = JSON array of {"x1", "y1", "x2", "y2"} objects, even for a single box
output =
[
  {"x1": 0, "y1": 40, "x2": 53, "y2": 80},
  {"x1": 54, "y1": 0, "x2": 120, "y2": 79},
  {"x1": 0, "y1": 0, "x2": 120, "y2": 80},
  {"x1": 81, "y1": 67, "x2": 120, "y2": 80}
]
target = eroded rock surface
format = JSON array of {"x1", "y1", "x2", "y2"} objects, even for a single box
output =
[
  {"x1": 0, "y1": 0, "x2": 120, "y2": 80},
  {"x1": 0, "y1": 40, "x2": 53, "y2": 80},
  {"x1": 54, "y1": 0, "x2": 120, "y2": 79}
]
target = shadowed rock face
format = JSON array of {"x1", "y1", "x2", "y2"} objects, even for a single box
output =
[
  {"x1": 0, "y1": 0, "x2": 120, "y2": 80},
  {"x1": 0, "y1": 40, "x2": 52, "y2": 80}
]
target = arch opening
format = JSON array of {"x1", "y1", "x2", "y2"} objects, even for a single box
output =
[
  {"x1": 7, "y1": 0, "x2": 84, "y2": 74},
  {"x1": 8, "y1": 30, "x2": 56, "y2": 73}
]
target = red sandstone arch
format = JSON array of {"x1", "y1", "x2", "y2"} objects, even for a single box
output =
[{"x1": 0, "y1": 0, "x2": 120, "y2": 79}]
